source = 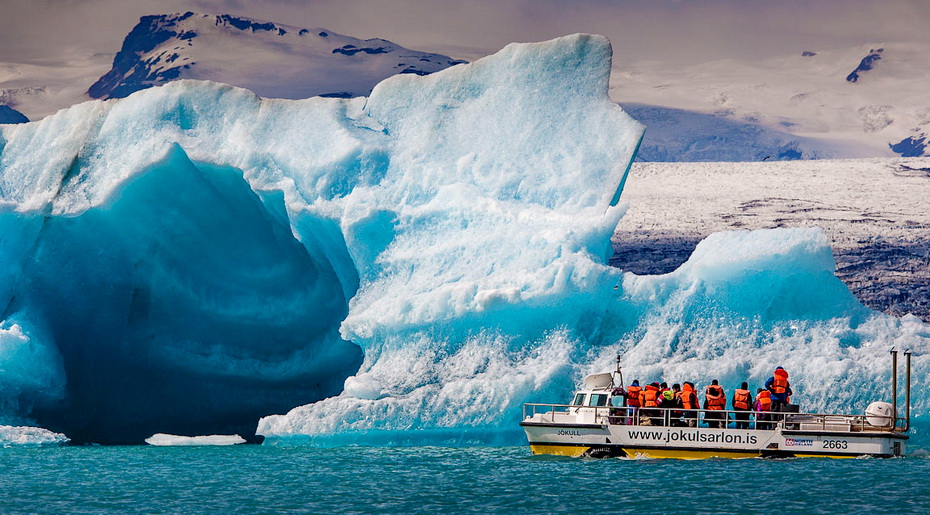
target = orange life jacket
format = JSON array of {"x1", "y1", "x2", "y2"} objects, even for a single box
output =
[
  {"x1": 706, "y1": 385, "x2": 726, "y2": 410},
  {"x1": 626, "y1": 385, "x2": 642, "y2": 407},
  {"x1": 641, "y1": 386, "x2": 660, "y2": 408},
  {"x1": 772, "y1": 369, "x2": 789, "y2": 395},
  {"x1": 677, "y1": 386, "x2": 698, "y2": 410},
  {"x1": 733, "y1": 389, "x2": 751, "y2": 410},
  {"x1": 756, "y1": 390, "x2": 772, "y2": 411}
]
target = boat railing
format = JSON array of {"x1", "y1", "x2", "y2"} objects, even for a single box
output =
[{"x1": 522, "y1": 403, "x2": 904, "y2": 432}]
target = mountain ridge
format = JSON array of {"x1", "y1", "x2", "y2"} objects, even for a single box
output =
[{"x1": 88, "y1": 12, "x2": 467, "y2": 101}]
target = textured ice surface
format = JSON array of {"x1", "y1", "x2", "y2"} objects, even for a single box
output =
[
  {"x1": 258, "y1": 225, "x2": 929, "y2": 445},
  {"x1": 145, "y1": 433, "x2": 246, "y2": 446},
  {"x1": 0, "y1": 425, "x2": 69, "y2": 447},
  {"x1": 0, "y1": 34, "x2": 642, "y2": 443}
]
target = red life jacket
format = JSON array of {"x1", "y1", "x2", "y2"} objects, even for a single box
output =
[
  {"x1": 641, "y1": 386, "x2": 660, "y2": 408},
  {"x1": 677, "y1": 386, "x2": 698, "y2": 410},
  {"x1": 772, "y1": 369, "x2": 789, "y2": 394},
  {"x1": 706, "y1": 385, "x2": 726, "y2": 410},
  {"x1": 626, "y1": 385, "x2": 642, "y2": 407},
  {"x1": 733, "y1": 389, "x2": 751, "y2": 410},
  {"x1": 756, "y1": 390, "x2": 772, "y2": 411}
]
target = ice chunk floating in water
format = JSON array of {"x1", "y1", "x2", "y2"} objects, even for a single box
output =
[
  {"x1": 1, "y1": 34, "x2": 927, "y2": 446},
  {"x1": 145, "y1": 433, "x2": 246, "y2": 446},
  {"x1": 0, "y1": 425, "x2": 69, "y2": 447}
]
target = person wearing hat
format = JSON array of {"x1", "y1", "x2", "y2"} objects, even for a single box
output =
[
  {"x1": 658, "y1": 388, "x2": 680, "y2": 426},
  {"x1": 765, "y1": 366, "x2": 793, "y2": 415}
]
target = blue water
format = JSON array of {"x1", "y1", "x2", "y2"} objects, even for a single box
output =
[{"x1": 3, "y1": 445, "x2": 930, "y2": 514}]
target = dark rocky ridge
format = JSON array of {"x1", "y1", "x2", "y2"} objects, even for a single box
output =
[{"x1": 0, "y1": 105, "x2": 29, "y2": 124}]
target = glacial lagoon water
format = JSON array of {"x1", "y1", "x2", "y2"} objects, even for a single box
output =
[{"x1": 3, "y1": 442, "x2": 930, "y2": 514}]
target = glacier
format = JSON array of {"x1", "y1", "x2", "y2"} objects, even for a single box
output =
[{"x1": 0, "y1": 34, "x2": 927, "y2": 445}]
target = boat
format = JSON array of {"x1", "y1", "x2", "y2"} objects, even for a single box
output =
[{"x1": 520, "y1": 350, "x2": 912, "y2": 459}]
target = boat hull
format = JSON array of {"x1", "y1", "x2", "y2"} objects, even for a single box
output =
[{"x1": 521, "y1": 422, "x2": 907, "y2": 459}]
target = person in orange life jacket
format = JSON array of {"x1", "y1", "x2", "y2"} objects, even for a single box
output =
[
  {"x1": 626, "y1": 379, "x2": 643, "y2": 424},
  {"x1": 704, "y1": 380, "x2": 727, "y2": 428},
  {"x1": 625, "y1": 380, "x2": 642, "y2": 409},
  {"x1": 732, "y1": 382, "x2": 753, "y2": 429},
  {"x1": 658, "y1": 389, "x2": 678, "y2": 426},
  {"x1": 609, "y1": 383, "x2": 629, "y2": 425},
  {"x1": 677, "y1": 382, "x2": 699, "y2": 427},
  {"x1": 765, "y1": 366, "x2": 793, "y2": 414},
  {"x1": 612, "y1": 379, "x2": 641, "y2": 425},
  {"x1": 640, "y1": 382, "x2": 662, "y2": 425},
  {"x1": 755, "y1": 388, "x2": 773, "y2": 430}
]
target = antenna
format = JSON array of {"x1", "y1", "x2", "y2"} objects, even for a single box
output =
[
  {"x1": 891, "y1": 348, "x2": 898, "y2": 429},
  {"x1": 905, "y1": 349, "x2": 912, "y2": 431},
  {"x1": 615, "y1": 354, "x2": 624, "y2": 390}
]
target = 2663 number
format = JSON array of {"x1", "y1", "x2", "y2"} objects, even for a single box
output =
[{"x1": 823, "y1": 440, "x2": 848, "y2": 449}]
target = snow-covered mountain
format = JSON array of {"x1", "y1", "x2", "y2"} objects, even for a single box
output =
[
  {"x1": 88, "y1": 12, "x2": 466, "y2": 100},
  {"x1": 3, "y1": 12, "x2": 928, "y2": 160},
  {"x1": 612, "y1": 43, "x2": 930, "y2": 159}
]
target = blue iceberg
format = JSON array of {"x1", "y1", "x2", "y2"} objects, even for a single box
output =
[{"x1": 0, "y1": 34, "x2": 926, "y2": 445}]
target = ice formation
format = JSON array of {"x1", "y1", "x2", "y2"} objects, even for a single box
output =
[
  {"x1": 145, "y1": 433, "x2": 246, "y2": 446},
  {"x1": 0, "y1": 33, "x2": 926, "y2": 446},
  {"x1": 0, "y1": 425, "x2": 69, "y2": 447},
  {"x1": 0, "y1": 34, "x2": 640, "y2": 443}
]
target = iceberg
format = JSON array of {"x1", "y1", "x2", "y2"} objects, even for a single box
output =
[
  {"x1": 0, "y1": 425, "x2": 69, "y2": 447},
  {"x1": 0, "y1": 34, "x2": 641, "y2": 443},
  {"x1": 145, "y1": 433, "x2": 246, "y2": 446},
  {"x1": 0, "y1": 33, "x2": 926, "y2": 446}
]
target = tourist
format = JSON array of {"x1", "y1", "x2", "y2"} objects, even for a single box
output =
[
  {"x1": 678, "y1": 382, "x2": 699, "y2": 427},
  {"x1": 755, "y1": 388, "x2": 772, "y2": 429},
  {"x1": 704, "y1": 380, "x2": 727, "y2": 428},
  {"x1": 732, "y1": 382, "x2": 753, "y2": 429}
]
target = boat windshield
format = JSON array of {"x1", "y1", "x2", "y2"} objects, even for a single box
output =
[
  {"x1": 588, "y1": 394, "x2": 608, "y2": 407},
  {"x1": 571, "y1": 393, "x2": 587, "y2": 405}
]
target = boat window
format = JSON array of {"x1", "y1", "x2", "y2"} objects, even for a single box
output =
[
  {"x1": 589, "y1": 394, "x2": 608, "y2": 407},
  {"x1": 571, "y1": 393, "x2": 587, "y2": 406}
]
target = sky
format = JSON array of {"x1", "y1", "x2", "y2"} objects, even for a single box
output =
[{"x1": 1, "y1": 0, "x2": 929, "y2": 67}]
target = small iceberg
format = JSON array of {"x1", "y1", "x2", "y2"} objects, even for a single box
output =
[
  {"x1": 0, "y1": 425, "x2": 70, "y2": 447},
  {"x1": 144, "y1": 433, "x2": 247, "y2": 446}
]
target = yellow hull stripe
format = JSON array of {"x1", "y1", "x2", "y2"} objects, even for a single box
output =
[
  {"x1": 622, "y1": 448, "x2": 760, "y2": 460},
  {"x1": 791, "y1": 453, "x2": 858, "y2": 459},
  {"x1": 529, "y1": 445, "x2": 868, "y2": 459},
  {"x1": 529, "y1": 444, "x2": 591, "y2": 457}
]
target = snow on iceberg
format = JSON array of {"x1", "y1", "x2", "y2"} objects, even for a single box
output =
[
  {"x1": 0, "y1": 34, "x2": 642, "y2": 443},
  {"x1": 0, "y1": 425, "x2": 69, "y2": 447},
  {"x1": 145, "y1": 433, "x2": 246, "y2": 446}
]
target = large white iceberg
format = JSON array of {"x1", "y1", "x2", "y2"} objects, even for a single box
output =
[
  {"x1": 0, "y1": 34, "x2": 926, "y2": 446},
  {"x1": 0, "y1": 34, "x2": 641, "y2": 443}
]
